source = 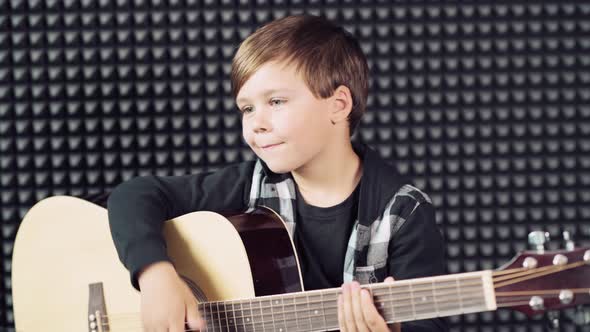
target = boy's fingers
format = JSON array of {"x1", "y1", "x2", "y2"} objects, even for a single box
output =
[
  {"x1": 185, "y1": 299, "x2": 202, "y2": 330},
  {"x1": 338, "y1": 294, "x2": 348, "y2": 332},
  {"x1": 342, "y1": 283, "x2": 358, "y2": 332},
  {"x1": 169, "y1": 302, "x2": 187, "y2": 332},
  {"x1": 169, "y1": 319, "x2": 185, "y2": 332},
  {"x1": 360, "y1": 289, "x2": 389, "y2": 331},
  {"x1": 384, "y1": 276, "x2": 395, "y2": 283},
  {"x1": 350, "y1": 282, "x2": 370, "y2": 332}
]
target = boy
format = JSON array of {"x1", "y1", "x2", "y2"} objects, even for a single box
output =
[{"x1": 108, "y1": 14, "x2": 447, "y2": 332}]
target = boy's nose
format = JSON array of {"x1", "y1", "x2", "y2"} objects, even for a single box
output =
[{"x1": 251, "y1": 108, "x2": 271, "y2": 133}]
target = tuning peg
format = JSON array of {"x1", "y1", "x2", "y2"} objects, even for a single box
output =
[
  {"x1": 545, "y1": 311, "x2": 560, "y2": 331},
  {"x1": 562, "y1": 231, "x2": 575, "y2": 251},
  {"x1": 528, "y1": 231, "x2": 550, "y2": 253}
]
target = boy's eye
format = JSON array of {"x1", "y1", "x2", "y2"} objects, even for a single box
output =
[
  {"x1": 270, "y1": 99, "x2": 285, "y2": 106},
  {"x1": 238, "y1": 99, "x2": 284, "y2": 114}
]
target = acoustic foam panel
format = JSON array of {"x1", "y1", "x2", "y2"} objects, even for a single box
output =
[{"x1": 1, "y1": 2, "x2": 589, "y2": 331}]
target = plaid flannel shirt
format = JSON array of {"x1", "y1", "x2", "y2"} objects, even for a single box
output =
[
  {"x1": 246, "y1": 141, "x2": 434, "y2": 285},
  {"x1": 108, "y1": 140, "x2": 447, "y2": 331}
]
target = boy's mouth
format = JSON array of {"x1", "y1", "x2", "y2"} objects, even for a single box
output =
[{"x1": 261, "y1": 142, "x2": 284, "y2": 150}]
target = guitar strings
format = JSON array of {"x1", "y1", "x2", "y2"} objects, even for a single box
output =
[
  {"x1": 94, "y1": 261, "x2": 588, "y2": 331},
  {"x1": 99, "y1": 278, "x2": 485, "y2": 320},
  {"x1": 96, "y1": 286, "x2": 590, "y2": 332},
  {"x1": 98, "y1": 290, "x2": 487, "y2": 329},
  {"x1": 96, "y1": 278, "x2": 540, "y2": 323},
  {"x1": 99, "y1": 278, "x2": 584, "y2": 323},
  {"x1": 99, "y1": 290, "x2": 499, "y2": 330},
  {"x1": 492, "y1": 261, "x2": 585, "y2": 288},
  {"x1": 493, "y1": 264, "x2": 562, "y2": 282},
  {"x1": 496, "y1": 288, "x2": 590, "y2": 297}
]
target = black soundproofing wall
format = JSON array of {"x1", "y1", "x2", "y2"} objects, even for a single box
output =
[{"x1": 1, "y1": 1, "x2": 589, "y2": 331}]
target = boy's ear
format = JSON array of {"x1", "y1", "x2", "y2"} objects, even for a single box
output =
[{"x1": 330, "y1": 85, "x2": 354, "y2": 124}]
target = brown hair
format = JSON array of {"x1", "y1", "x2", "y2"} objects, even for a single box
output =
[{"x1": 230, "y1": 14, "x2": 369, "y2": 135}]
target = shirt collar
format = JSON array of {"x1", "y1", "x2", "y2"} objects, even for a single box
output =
[{"x1": 257, "y1": 139, "x2": 407, "y2": 225}]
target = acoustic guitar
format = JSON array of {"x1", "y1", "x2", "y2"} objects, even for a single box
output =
[{"x1": 12, "y1": 196, "x2": 590, "y2": 331}]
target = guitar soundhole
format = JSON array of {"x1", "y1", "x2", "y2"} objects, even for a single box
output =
[{"x1": 180, "y1": 275, "x2": 207, "y2": 302}]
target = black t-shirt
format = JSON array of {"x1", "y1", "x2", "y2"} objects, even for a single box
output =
[{"x1": 293, "y1": 181, "x2": 361, "y2": 290}]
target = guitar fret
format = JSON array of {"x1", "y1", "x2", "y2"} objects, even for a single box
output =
[
  {"x1": 209, "y1": 302, "x2": 215, "y2": 332},
  {"x1": 432, "y1": 280, "x2": 439, "y2": 315},
  {"x1": 199, "y1": 304, "x2": 205, "y2": 332},
  {"x1": 409, "y1": 283, "x2": 416, "y2": 320},
  {"x1": 263, "y1": 299, "x2": 275, "y2": 331},
  {"x1": 283, "y1": 295, "x2": 299, "y2": 331},
  {"x1": 298, "y1": 294, "x2": 312, "y2": 331},
  {"x1": 218, "y1": 301, "x2": 224, "y2": 332},
  {"x1": 228, "y1": 301, "x2": 236, "y2": 332},
  {"x1": 455, "y1": 277, "x2": 463, "y2": 313},
  {"x1": 372, "y1": 287, "x2": 387, "y2": 319},
  {"x1": 272, "y1": 297, "x2": 286, "y2": 332},
  {"x1": 245, "y1": 300, "x2": 252, "y2": 331},
  {"x1": 203, "y1": 302, "x2": 209, "y2": 332},
  {"x1": 432, "y1": 279, "x2": 459, "y2": 307},
  {"x1": 320, "y1": 291, "x2": 328, "y2": 330},
  {"x1": 307, "y1": 293, "x2": 324, "y2": 330},
  {"x1": 252, "y1": 300, "x2": 259, "y2": 329},
  {"x1": 388, "y1": 283, "x2": 395, "y2": 322},
  {"x1": 250, "y1": 302, "x2": 257, "y2": 329},
  {"x1": 323, "y1": 292, "x2": 339, "y2": 329},
  {"x1": 411, "y1": 288, "x2": 436, "y2": 318},
  {"x1": 320, "y1": 292, "x2": 326, "y2": 330},
  {"x1": 293, "y1": 296, "x2": 300, "y2": 331},
  {"x1": 253, "y1": 298, "x2": 264, "y2": 331},
  {"x1": 234, "y1": 301, "x2": 245, "y2": 332},
  {"x1": 207, "y1": 302, "x2": 214, "y2": 332},
  {"x1": 244, "y1": 300, "x2": 253, "y2": 329},
  {"x1": 304, "y1": 293, "x2": 313, "y2": 330},
  {"x1": 229, "y1": 301, "x2": 238, "y2": 332},
  {"x1": 258, "y1": 301, "x2": 266, "y2": 331},
  {"x1": 220, "y1": 301, "x2": 230, "y2": 332},
  {"x1": 215, "y1": 302, "x2": 221, "y2": 332},
  {"x1": 254, "y1": 298, "x2": 261, "y2": 330},
  {"x1": 388, "y1": 284, "x2": 412, "y2": 321},
  {"x1": 243, "y1": 300, "x2": 249, "y2": 329},
  {"x1": 215, "y1": 302, "x2": 223, "y2": 332},
  {"x1": 216, "y1": 301, "x2": 227, "y2": 332}
]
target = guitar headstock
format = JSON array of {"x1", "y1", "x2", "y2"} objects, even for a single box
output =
[{"x1": 494, "y1": 246, "x2": 590, "y2": 317}]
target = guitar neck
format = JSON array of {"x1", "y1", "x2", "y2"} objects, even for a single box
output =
[{"x1": 197, "y1": 271, "x2": 497, "y2": 331}]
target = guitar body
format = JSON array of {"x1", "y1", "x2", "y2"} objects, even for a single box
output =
[
  {"x1": 12, "y1": 196, "x2": 303, "y2": 331},
  {"x1": 12, "y1": 196, "x2": 590, "y2": 331}
]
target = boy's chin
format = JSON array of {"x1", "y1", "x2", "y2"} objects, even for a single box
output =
[
  {"x1": 265, "y1": 163, "x2": 293, "y2": 175},
  {"x1": 262, "y1": 160, "x2": 296, "y2": 175}
]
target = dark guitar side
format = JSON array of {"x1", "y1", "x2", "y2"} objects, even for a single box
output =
[{"x1": 222, "y1": 207, "x2": 304, "y2": 296}]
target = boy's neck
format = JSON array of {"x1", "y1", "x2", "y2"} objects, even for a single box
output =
[{"x1": 291, "y1": 139, "x2": 362, "y2": 208}]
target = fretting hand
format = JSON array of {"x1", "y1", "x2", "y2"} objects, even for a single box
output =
[{"x1": 338, "y1": 277, "x2": 401, "y2": 332}]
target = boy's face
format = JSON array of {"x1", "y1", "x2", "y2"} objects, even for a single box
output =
[{"x1": 236, "y1": 60, "x2": 336, "y2": 174}]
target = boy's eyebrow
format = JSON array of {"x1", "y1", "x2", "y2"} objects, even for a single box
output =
[{"x1": 236, "y1": 88, "x2": 294, "y2": 104}]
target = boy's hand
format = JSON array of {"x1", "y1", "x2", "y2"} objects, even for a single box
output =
[
  {"x1": 138, "y1": 261, "x2": 204, "y2": 332},
  {"x1": 338, "y1": 277, "x2": 401, "y2": 332}
]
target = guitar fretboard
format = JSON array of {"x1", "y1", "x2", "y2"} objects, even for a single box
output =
[{"x1": 197, "y1": 271, "x2": 496, "y2": 331}]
